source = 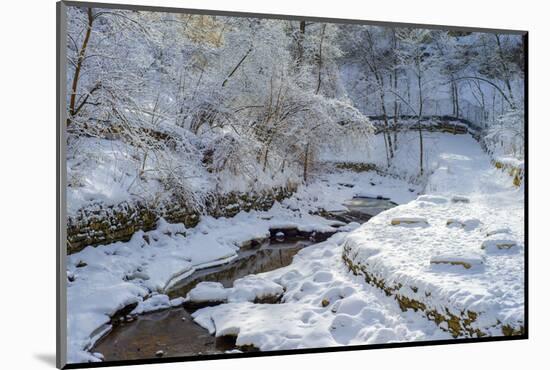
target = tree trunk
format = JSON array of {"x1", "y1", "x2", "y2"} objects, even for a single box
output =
[
  {"x1": 495, "y1": 34, "x2": 516, "y2": 108},
  {"x1": 454, "y1": 82, "x2": 460, "y2": 118},
  {"x1": 419, "y1": 127, "x2": 424, "y2": 176},
  {"x1": 417, "y1": 70, "x2": 424, "y2": 176},
  {"x1": 392, "y1": 68, "x2": 399, "y2": 152},
  {"x1": 296, "y1": 20, "x2": 306, "y2": 68},
  {"x1": 68, "y1": 8, "x2": 94, "y2": 126},
  {"x1": 315, "y1": 24, "x2": 326, "y2": 95},
  {"x1": 382, "y1": 128, "x2": 390, "y2": 168},
  {"x1": 303, "y1": 142, "x2": 310, "y2": 183},
  {"x1": 262, "y1": 146, "x2": 270, "y2": 172},
  {"x1": 381, "y1": 101, "x2": 394, "y2": 161},
  {"x1": 451, "y1": 79, "x2": 458, "y2": 117}
]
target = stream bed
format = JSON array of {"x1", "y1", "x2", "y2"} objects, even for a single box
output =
[{"x1": 92, "y1": 196, "x2": 397, "y2": 361}]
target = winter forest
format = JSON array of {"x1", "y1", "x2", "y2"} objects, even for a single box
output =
[{"x1": 64, "y1": 5, "x2": 526, "y2": 365}]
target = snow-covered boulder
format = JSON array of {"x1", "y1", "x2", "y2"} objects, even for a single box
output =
[
  {"x1": 130, "y1": 294, "x2": 184, "y2": 315},
  {"x1": 184, "y1": 282, "x2": 229, "y2": 306},
  {"x1": 390, "y1": 216, "x2": 428, "y2": 226},
  {"x1": 481, "y1": 237, "x2": 518, "y2": 253},
  {"x1": 230, "y1": 276, "x2": 284, "y2": 303},
  {"x1": 184, "y1": 276, "x2": 284, "y2": 308},
  {"x1": 430, "y1": 253, "x2": 484, "y2": 270}
]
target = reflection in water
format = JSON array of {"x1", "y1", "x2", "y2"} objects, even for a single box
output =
[
  {"x1": 345, "y1": 196, "x2": 397, "y2": 216},
  {"x1": 93, "y1": 307, "x2": 232, "y2": 360},
  {"x1": 167, "y1": 241, "x2": 313, "y2": 299},
  {"x1": 92, "y1": 197, "x2": 398, "y2": 361},
  {"x1": 327, "y1": 196, "x2": 398, "y2": 223},
  {"x1": 93, "y1": 242, "x2": 312, "y2": 360}
]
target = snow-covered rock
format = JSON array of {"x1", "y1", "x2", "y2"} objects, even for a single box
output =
[
  {"x1": 429, "y1": 253, "x2": 485, "y2": 270},
  {"x1": 185, "y1": 276, "x2": 284, "y2": 306},
  {"x1": 230, "y1": 276, "x2": 284, "y2": 303},
  {"x1": 131, "y1": 294, "x2": 172, "y2": 315},
  {"x1": 185, "y1": 282, "x2": 229, "y2": 304},
  {"x1": 390, "y1": 216, "x2": 428, "y2": 226},
  {"x1": 481, "y1": 237, "x2": 518, "y2": 253}
]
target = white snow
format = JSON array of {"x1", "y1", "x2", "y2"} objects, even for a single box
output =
[
  {"x1": 481, "y1": 236, "x2": 519, "y2": 253},
  {"x1": 185, "y1": 282, "x2": 229, "y2": 303},
  {"x1": 192, "y1": 233, "x2": 450, "y2": 350},
  {"x1": 67, "y1": 168, "x2": 415, "y2": 363},
  {"x1": 485, "y1": 227, "x2": 512, "y2": 237},
  {"x1": 67, "y1": 131, "x2": 523, "y2": 362},
  {"x1": 130, "y1": 294, "x2": 185, "y2": 315},
  {"x1": 185, "y1": 276, "x2": 284, "y2": 305},
  {"x1": 390, "y1": 216, "x2": 429, "y2": 225},
  {"x1": 429, "y1": 253, "x2": 485, "y2": 269},
  {"x1": 230, "y1": 276, "x2": 284, "y2": 302},
  {"x1": 343, "y1": 133, "x2": 524, "y2": 334}
]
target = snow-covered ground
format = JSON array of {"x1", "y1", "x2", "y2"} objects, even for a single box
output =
[
  {"x1": 322, "y1": 130, "x2": 466, "y2": 183},
  {"x1": 192, "y1": 232, "x2": 451, "y2": 351},
  {"x1": 67, "y1": 131, "x2": 524, "y2": 363},
  {"x1": 342, "y1": 133, "x2": 524, "y2": 335},
  {"x1": 66, "y1": 167, "x2": 415, "y2": 363},
  {"x1": 189, "y1": 133, "x2": 524, "y2": 349}
]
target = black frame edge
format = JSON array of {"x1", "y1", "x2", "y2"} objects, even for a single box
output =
[
  {"x1": 61, "y1": 0, "x2": 527, "y2": 35},
  {"x1": 63, "y1": 335, "x2": 528, "y2": 369},
  {"x1": 523, "y1": 32, "x2": 529, "y2": 339},
  {"x1": 57, "y1": 1, "x2": 529, "y2": 369}
]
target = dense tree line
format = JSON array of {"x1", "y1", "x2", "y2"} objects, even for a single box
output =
[{"x1": 66, "y1": 7, "x2": 524, "y2": 207}]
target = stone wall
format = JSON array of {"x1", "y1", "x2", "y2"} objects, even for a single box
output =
[
  {"x1": 493, "y1": 160, "x2": 524, "y2": 187},
  {"x1": 371, "y1": 118, "x2": 469, "y2": 135},
  {"x1": 67, "y1": 186, "x2": 296, "y2": 254},
  {"x1": 342, "y1": 245, "x2": 524, "y2": 338}
]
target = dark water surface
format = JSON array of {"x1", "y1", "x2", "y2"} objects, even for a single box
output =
[
  {"x1": 92, "y1": 197, "x2": 397, "y2": 361},
  {"x1": 93, "y1": 240, "x2": 314, "y2": 360}
]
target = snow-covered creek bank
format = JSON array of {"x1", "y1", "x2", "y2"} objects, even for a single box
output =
[
  {"x1": 90, "y1": 198, "x2": 395, "y2": 361},
  {"x1": 67, "y1": 133, "x2": 524, "y2": 364},
  {"x1": 67, "y1": 171, "x2": 414, "y2": 363}
]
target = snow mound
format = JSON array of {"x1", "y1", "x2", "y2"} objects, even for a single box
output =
[
  {"x1": 131, "y1": 294, "x2": 184, "y2": 315},
  {"x1": 230, "y1": 276, "x2": 284, "y2": 303},
  {"x1": 185, "y1": 282, "x2": 229, "y2": 304},
  {"x1": 486, "y1": 227, "x2": 512, "y2": 237},
  {"x1": 481, "y1": 237, "x2": 519, "y2": 253},
  {"x1": 185, "y1": 276, "x2": 284, "y2": 306},
  {"x1": 430, "y1": 253, "x2": 485, "y2": 270},
  {"x1": 446, "y1": 218, "x2": 481, "y2": 231}
]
